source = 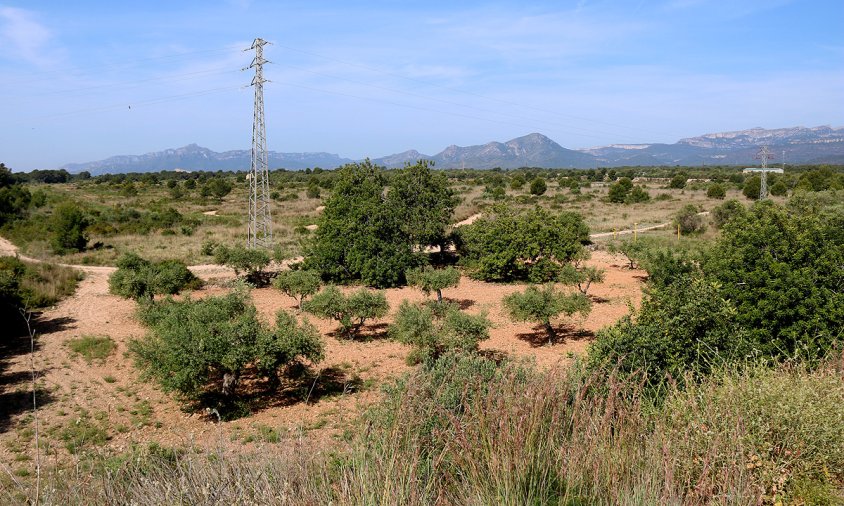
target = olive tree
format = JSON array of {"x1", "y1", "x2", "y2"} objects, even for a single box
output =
[
  {"x1": 405, "y1": 266, "x2": 461, "y2": 303},
  {"x1": 303, "y1": 285, "x2": 389, "y2": 338},
  {"x1": 558, "y1": 260, "x2": 606, "y2": 297},
  {"x1": 390, "y1": 300, "x2": 491, "y2": 363},
  {"x1": 273, "y1": 269, "x2": 321, "y2": 309},
  {"x1": 503, "y1": 284, "x2": 591, "y2": 344},
  {"x1": 109, "y1": 252, "x2": 201, "y2": 300},
  {"x1": 131, "y1": 289, "x2": 323, "y2": 414},
  {"x1": 213, "y1": 244, "x2": 271, "y2": 285}
]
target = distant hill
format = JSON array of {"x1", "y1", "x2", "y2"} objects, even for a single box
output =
[
  {"x1": 60, "y1": 126, "x2": 844, "y2": 174},
  {"x1": 61, "y1": 144, "x2": 354, "y2": 175},
  {"x1": 580, "y1": 126, "x2": 844, "y2": 167}
]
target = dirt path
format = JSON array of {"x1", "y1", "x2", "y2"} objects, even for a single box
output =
[{"x1": 590, "y1": 211, "x2": 709, "y2": 239}]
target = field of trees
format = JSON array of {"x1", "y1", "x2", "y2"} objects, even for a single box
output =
[{"x1": 1, "y1": 160, "x2": 843, "y2": 504}]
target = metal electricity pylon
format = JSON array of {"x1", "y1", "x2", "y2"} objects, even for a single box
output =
[
  {"x1": 755, "y1": 145, "x2": 772, "y2": 200},
  {"x1": 245, "y1": 37, "x2": 272, "y2": 249}
]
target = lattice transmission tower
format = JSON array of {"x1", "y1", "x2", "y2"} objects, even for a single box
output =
[
  {"x1": 755, "y1": 145, "x2": 772, "y2": 200},
  {"x1": 245, "y1": 38, "x2": 273, "y2": 249}
]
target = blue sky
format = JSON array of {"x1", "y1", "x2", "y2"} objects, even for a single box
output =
[{"x1": 1, "y1": 0, "x2": 842, "y2": 170}]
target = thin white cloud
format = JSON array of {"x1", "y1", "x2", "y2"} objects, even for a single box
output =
[{"x1": 0, "y1": 6, "x2": 56, "y2": 67}]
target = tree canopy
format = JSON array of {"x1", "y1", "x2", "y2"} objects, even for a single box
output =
[
  {"x1": 304, "y1": 159, "x2": 455, "y2": 287},
  {"x1": 456, "y1": 206, "x2": 589, "y2": 282}
]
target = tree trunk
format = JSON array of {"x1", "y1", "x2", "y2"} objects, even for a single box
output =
[
  {"x1": 222, "y1": 371, "x2": 239, "y2": 397},
  {"x1": 543, "y1": 320, "x2": 557, "y2": 345}
]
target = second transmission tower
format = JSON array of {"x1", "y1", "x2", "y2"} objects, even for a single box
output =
[
  {"x1": 246, "y1": 37, "x2": 273, "y2": 249},
  {"x1": 756, "y1": 146, "x2": 772, "y2": 200}
]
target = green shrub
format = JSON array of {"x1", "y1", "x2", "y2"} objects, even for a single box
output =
[
  {"x1": 701, "y1": 200, "x2": 844, "y2": 360},
  {"x1": 743, "y1": 175, "x2": 761, "y2": 199},
  {"x1": 303, "y1": 285, "x2": 389, "y2": 339},
  {"x1": 51, "y1": 202, "x2": 88, "y2": 254},
  {"x1": 529, "y1": 177, "x2": 547, "y2": 195},
  {"x1": 273, "y1": 269, "x2": 321, "y2": 309},
  {"x1": 201, "y1": 178, "x2": 233, "y2": 199},
  {"x1": 626, "y1": 185, "x2": 650, "y2": 203},
  {"x1": 710, "y1": 199, "x2": 746, "y2": 229},
  {"x1": 109, "y1": 252, "x2": 200, "y2": 300},
  {"x1": 405, "y1": 266, "x2": 461, "y2": 303},
  {"x1": 770, "y1": 179, "x2": 789, "y2": 196},
  {"x1": 588, "y1": 276, "x2": 751, "y2": 390},
  {"x1": 607, "y1": 177, "x2": 633, "y2": 203},
  {"x1": 668, "y1": 174, "x2": 687, "y2": 189},
  {"x1": 674, "y1": 204, "x2": 706, "y2": 234},
  {"x1": 390, "y1": 300, "x2": 491, "y2": 363},
  {"x1": 131, "y1": 289, "x2": 323, "y2": 412},
  {"x1": 503, "y1": 284, "x2": 591, "y2": 344},
  {"x1": 456, "y1": 206, "x2": 589, "y2": 282},
  {"x1": 213, "y1": 244, "x2": 271, "y2": 284},
  {"x1": 0, "y1": 180, "x2": 31, "y2": 226},
  {"x1": 706, "y1": 182, "x2": 726, "y2": 199},
  {"x1": 306, "y1": 182, "x2": 320, "y2": 199}
]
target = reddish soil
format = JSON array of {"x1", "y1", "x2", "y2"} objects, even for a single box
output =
[{"x1": 0, "y1": 237, "x2": 645, "y2": 462}]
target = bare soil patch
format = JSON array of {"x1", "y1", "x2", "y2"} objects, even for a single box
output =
[{"x1": 0, "y1": 249, "x2": 643, "y2": 463}]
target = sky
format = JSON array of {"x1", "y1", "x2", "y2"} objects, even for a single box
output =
[{"x1": 1, "y1": 0, "x2": 842, "y2": 170}]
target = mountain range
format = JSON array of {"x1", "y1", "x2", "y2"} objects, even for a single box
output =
[{"x1": 60, "y1": 126, "x2": 844, "y2": 175}]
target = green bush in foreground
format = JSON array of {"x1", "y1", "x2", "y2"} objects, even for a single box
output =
[
  {"x1": 303, "y1": 285, "x2": 388, "y2": 339},
  {"x1": 588, "y1": 276, "x2": 751, "y2": 390},
  {"x1": 390, "y1": 300, "x2": 491, "y2": 363},
  {"x1": 131, "y1": 289, "x2": 323, "y2": 412},
  {"x1": 109, "y1": 252, "x2": 200, "y2": 300}
]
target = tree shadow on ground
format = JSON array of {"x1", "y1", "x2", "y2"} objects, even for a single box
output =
[
  {"x1": 32, "y1": 314, "x2": 77, "y2": 335},
  {"x1": 477, "y1": 349, "x2": 509, "y2": 364},
  {"x1": 444, "y1": 298, "x2": 475, "y2": 310},
  {"x1": 0, "y1": 311, "x2": 58, "y2": 433},
  {"x1": 515, "y1": 324, "x2": 595, "y2": 348},
  {"x1": 328, "y1": 323, "x2": 390, "y2": 342},
  {"x1": 0, "y1": 388, "x2": 55, "y2": 434},
  {"x1": 197, "y1": 364, "x2": 365, "y2": 421}
]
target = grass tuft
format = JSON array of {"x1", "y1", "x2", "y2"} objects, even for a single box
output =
[{"x1": 66, "y1": 335, "x2": 116, "y2": 363}]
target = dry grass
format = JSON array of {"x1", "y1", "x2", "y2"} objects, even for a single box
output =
[
  {"x1": 6, "y1": 354, "x2": 842, "y2": 505},
  {"x1": 13, "y1": 176, "x2": 761, "y2": 266},
  {"x1": 18, "y1": 260, "x2": 83, "y2": 308}
]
